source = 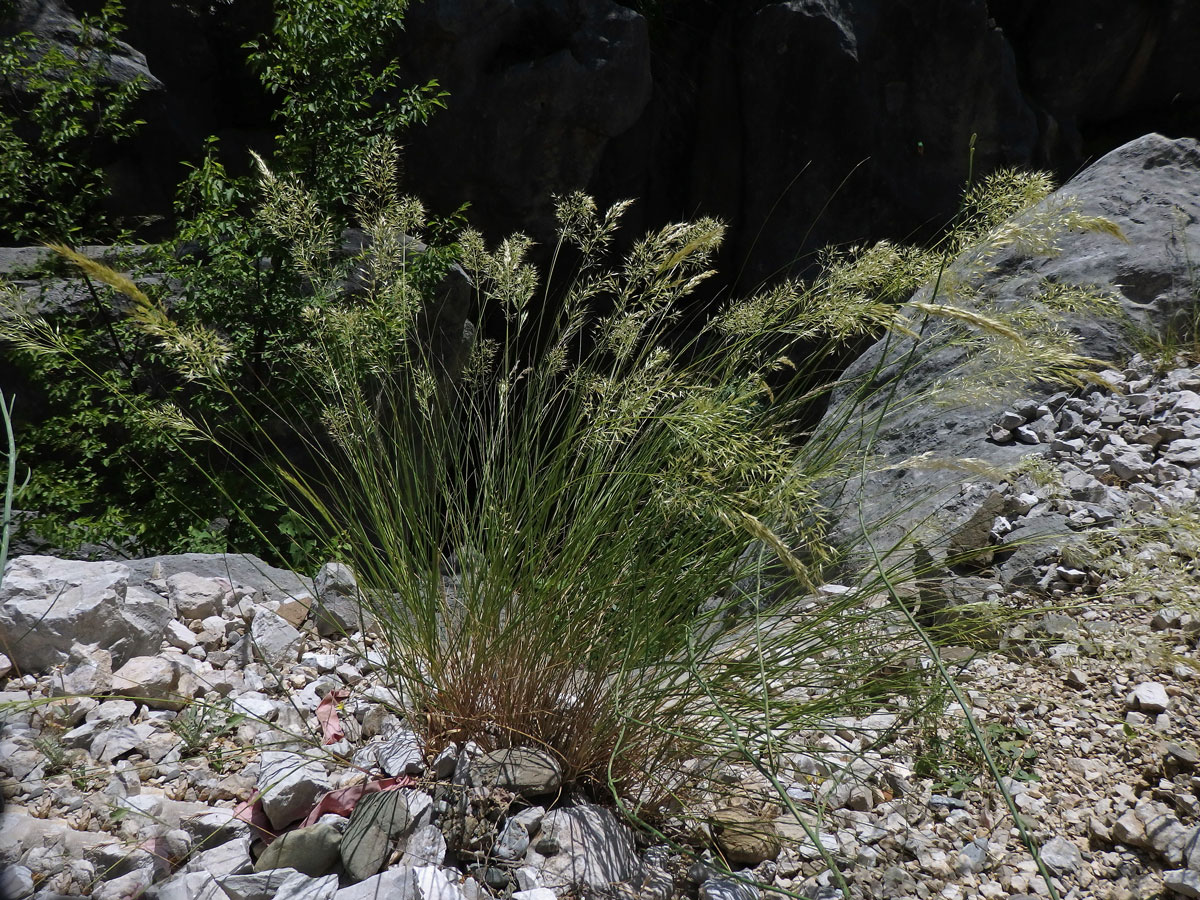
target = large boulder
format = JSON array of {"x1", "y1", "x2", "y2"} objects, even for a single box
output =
[
  {"x1": 0, "y1": 555, "x2": 171, "y2": 672},
  {"x1": 819, "y1": 133, "x2": 1200, "y2": 570},
  {"x1": 123, "y1": 553, "x2": 314, "y2": 605}
]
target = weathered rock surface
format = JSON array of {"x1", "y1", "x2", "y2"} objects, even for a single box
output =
[
  {"x1": 524, "y1": 802, "x2": 638, "y2": 893},
  {"x1": 253, "y1": 823, "x2": 342, "y2": 877},
  {"x1": 0, "y1": 557, "x2": 168, "y2": 671},
  {"x1": 466, "y1": 747, "x2": 563, "y2": 797},
  {"x1": 820, "y1": 133, "x2": 1200, "y2": 570},
  {"x1": 257, "y1": 751, "x2": 332, "y2": 831}
]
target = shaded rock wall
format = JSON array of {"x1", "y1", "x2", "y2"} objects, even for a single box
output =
[{"x1": 2, "y1": 0, "x2": 1198, "y2": 286}]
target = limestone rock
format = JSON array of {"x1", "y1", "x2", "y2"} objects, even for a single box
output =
[
  {"x1": 217, "y1": 869, "x2": 303, "y2": 900},
  {"x1": 166, "y1": 572, "x2": 227, "y2": 619},
  {"x1": 332, "y1": 867, "x2": 418, "y2": 900},
  {"x1": 468, "y1": 747, "x2": 563, "y2": 797},
  {"x1": 257, "y1": 752, "x2": 332, "y2": 831},
  {"x1": 250, "y1": 608, "x2": 303, "y2": 670},
  {"x1": 312, "y1": 561, "x2": 373, "y2": 637},
  {"x1": 0, "y1": 556, "x2": 167, "y2": 671},
  {"x1": 111, "y1": 655, "x2": 198, "y2": 711},
  {"x1": 710, "y1": 807, "x2": 782, "y2": 866},
  {"x1": 523, "y1": 802, "x2": 637, "y2": 893},
  {"x1": 1039, "y1": 836, "x2": 1082, "y2": 874},
  {"x1": 253, "y1": 824, "x2": 342, "y2": 877},
  {"x1": 340, "y1": 788, "x2": 419, "y2": 883},
  {"x1": 400, "y1": 824, "x2": 447, "y2": 868}
]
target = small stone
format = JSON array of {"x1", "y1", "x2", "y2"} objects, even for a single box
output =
[
  {"x1": 1128, "y1": 682, "x2": 1171, "y2": 713},
  {"x1": 181, "y1": 807, "x2": 253, "y2": 846},
  {"x1": 333, "y1": 868, "x2": 418, "y2": 900},
  {"x1": 1139, "y1": 801, "x2": 1192, "y2": 865},
  {"x1": 954, "y1": 838, "x2": 989, "y2": 874},
  {"x1": 524, "y1": 802, "x2": 637, "y2": 893},
  {"x1": 340, "y1": 789, "x2": 417, "y2": 882},
  {"x1": 494, "y1": 819, "x2": 531, "y2": 861},
  {"x1": 414, "y1": 864, "x2": 466, "y2": 900},
  {"x1": 167, "y1": 572, "x2": 227, "y2": 619},
  {"x1": 1186, "y1": 828, "x2": 1200, "y2": 872},
  {"x1": 1167, "y1": 743, "x2": 1199, "y2": 772},
  {"x1": 698, "y1": 876, "x2": 760, "y2": 900},
  {"x1": 257, "y1": 751, "x2": 332, "y2": 830},
  {"x1": 430, "y1": 744, "x2": 458, "y2": 780},
  {"x1": 1039, "y1": 836, "x2": 1082, "y2": 874},
  {"x1": 0, "y1": 865, "x2": 34, "y2": 900},
  {"x1": 711, "y1": 807, "x2": 782, "y2": 865},
  {"x1": 58, "y1": 649, "x2": 113, "y2": 696},
  {"x1": 165, "y1": 619, "x2": 200, "y2": 652},
  {"x1": 275, "y1": 593, "x2": 314, "y2": 628},
  {"x1": 1113, "y1": 809, "x2": 1145, "y2": 847},
  {"x1": 511, "y1": 806, "x2": 545, "y2": 833},
  {"x1": 111, "y1": 655, "x2": 197, "y2": 711},
  {"x1": 274, "y1": 871, "x2": 339, "y2": 900},
  {"x1": 376, "y1": 728, "x2": 425, "y2": 777},
  {"x1": 92, "y1": 722, "x2": 155, "y2": 764},
  {"x1": 400, "y1": 824, "x2": 447, "y2": 867},
  {"x1": 468, "y1": 746, "x2": 562, "y2": 796},
  {"x1": 1014, "y1": 425, "x2": 1041, "y2": 445},
  {"x1": 513, "y1": 867, "x2": 543, "y2": 892},
  {"x1": 153, "y1": 870, "x2": 224, "y2": 900},
  {"x1": 989, "y1": 425, "x2": 1014, "y2": 444},
  {"x1": 1164, "y1": 869, "x2": 1200, "y2": 899},
  {"x1": 253, "y1": 824, "x2": 341, "y2": 877},
  {"x1": 313, "y1": 562, "x2": 373, "y2": 637},
  {"x1": 250, "y1": 608, "x2": 302, "y2": 669},
  {"x1": 217, "y1": 868, "x2": 303, "y2": 900},
  {"x1": 1152, "y1": 608, "x2": 1186, "y2": 630},
  {"x1": 188, "y1": 835, "x2": 255, "y2": 878}
]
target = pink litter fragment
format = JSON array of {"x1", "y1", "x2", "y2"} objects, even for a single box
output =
[
  {"x1": 298, "y1": 775, "x2": 415, "y2": 829},
  {"x1": 232, "y1": 790, "x2": 278, "y2": 844},
  {"x1": 316, "y1": 689, "x2": 351, "y2": 745}
]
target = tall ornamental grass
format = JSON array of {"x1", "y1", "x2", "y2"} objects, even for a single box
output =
[{"x1": 0, "y1": 141, "x2": 1121, "y2": 847}]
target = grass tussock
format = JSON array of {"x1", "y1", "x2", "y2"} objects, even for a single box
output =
[{"x1": 0, "y1": 143, "x2": 1126, "y2": 882}]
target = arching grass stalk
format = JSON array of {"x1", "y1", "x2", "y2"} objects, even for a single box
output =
[
  {"x1": 858, "y1": 501, "x2": 1062, "y2": 900},
  {"x1": 682, "y1": 621, "x2": 854, "y2": 900},
  {"x1": 0, "y1": 389, "x2": 26, "y2": 580}
]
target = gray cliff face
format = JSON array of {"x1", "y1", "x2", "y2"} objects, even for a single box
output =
[{"x1": 4, "y1": 1, "x2": 1198, "y2": 284}]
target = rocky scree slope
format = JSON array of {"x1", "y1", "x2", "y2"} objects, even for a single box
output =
[{"x1": 3, "y1": 363, "x2": 1200, "y2": 900}]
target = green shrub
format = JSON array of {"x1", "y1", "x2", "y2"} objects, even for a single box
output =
[
  {"x1": 0, "y1": 0, "x2": 145, "y2": 243},
  {"x1": 1, "y1": 0, "x2": 448, "y2": 563},
  {"x1": 245, "y1": 0, "x2": 447, "y2": 215}
]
